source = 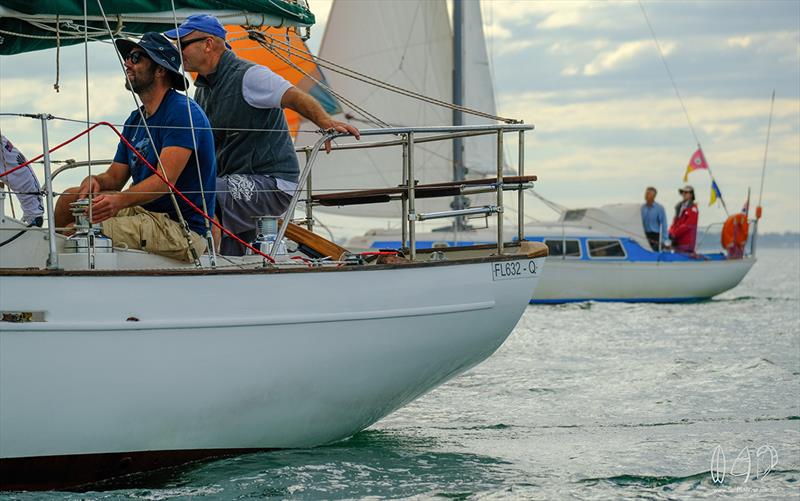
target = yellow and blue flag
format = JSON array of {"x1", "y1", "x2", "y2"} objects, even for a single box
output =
[{"x1": 709, "y1": 180, "x2": 723, "y2": 206}]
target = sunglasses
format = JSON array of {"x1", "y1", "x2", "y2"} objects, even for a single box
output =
[
  {"x1": 125, "y1": 51, "x2": 149, "y2": 64},
  {"x1": 178, "y1": 37, "x2": 207, "y2": 50}
]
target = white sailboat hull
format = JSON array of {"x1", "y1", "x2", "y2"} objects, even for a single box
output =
[
  {"x1": 0, "y1": 257, "x2": 542, "y2": 466},
  {"x1": 348, "y1": 223, "x2": 755, "y2": 303},
  {"x1": 533, "y1": 257, "x2": 755, "y2": 303}
]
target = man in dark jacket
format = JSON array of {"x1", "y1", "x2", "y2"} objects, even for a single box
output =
[{"x1": 166, "y1": 15, "x2": 360, "y2": 255}]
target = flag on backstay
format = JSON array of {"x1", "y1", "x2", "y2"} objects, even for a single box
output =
[
  {"x1": 683, "y1": 147, "x2": 709, "y2": 182},
  {"x1": 709, "y1": 180, "x2": 722, "y2": 206}
]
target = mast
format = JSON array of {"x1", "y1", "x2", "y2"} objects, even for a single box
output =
[{"x1": 451, "y1": 0, "x2": 469, "y2": 229}]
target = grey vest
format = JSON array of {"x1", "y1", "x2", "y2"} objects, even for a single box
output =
[{"x1": 194, "y1": 50, "x2": 299, "y2": 182}]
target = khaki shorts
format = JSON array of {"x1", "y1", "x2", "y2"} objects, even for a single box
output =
[{"x1": 102, "y1": 207, "x2": 206, "y2": 262}]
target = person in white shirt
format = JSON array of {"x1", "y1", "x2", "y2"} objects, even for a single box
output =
[{"x1": 1, "y1": 134, "x2": 44, "y2": 226}]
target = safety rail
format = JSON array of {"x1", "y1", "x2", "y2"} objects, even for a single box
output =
[
  {"x1": 4, "y1": 120, "x2": 534, "y2": 265},
  {"x1": 695, "y1": 222, "x2": 725, "y2": 251},
  {"x1": 294, "y1": 124, "x2": 534, "y2": 260},
  {"x1": 696, "y1": 220, "x2": 757, "y2": 257}
]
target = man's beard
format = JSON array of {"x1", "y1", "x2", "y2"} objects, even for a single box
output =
[{"x1": 124, "y1": 71, "x2": 155, "y2": 93}]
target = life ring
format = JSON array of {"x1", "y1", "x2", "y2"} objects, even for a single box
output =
[{"x1": 721, "y1": 213, "x2": 749, "y2": 257}]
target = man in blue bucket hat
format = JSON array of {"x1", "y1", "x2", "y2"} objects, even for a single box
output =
[
  {"x1": 55, "y1": 32, "x2": 217, "y2": 262},
  {"x1": 166, "y1": 14, "x2": 360, "y2": 256}
]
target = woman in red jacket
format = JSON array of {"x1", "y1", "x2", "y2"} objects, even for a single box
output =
[{"x1": 669, "y1": 185, "x2": 699, "y2": 254}]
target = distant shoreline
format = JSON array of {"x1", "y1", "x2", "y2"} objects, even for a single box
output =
[
  {"x1": 749, "y1": 232, "x2": 800, "y2": 248},
  {"x1": 696, "y1": 231, "x2": 799, "y2": 251}
]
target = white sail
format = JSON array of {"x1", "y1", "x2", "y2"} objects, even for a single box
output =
[
  {"x1": 300, "y1": 0, "x2": 507, "y2": 217},
  {"x1": 461, "y1": 0, "x2": 505, "y2": 178},
  {"x1": 298, "y1": 0, "x2": 453, "y2": 217}
]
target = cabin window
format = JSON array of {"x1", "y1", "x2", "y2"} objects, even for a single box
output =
[
  {"x1": 587, "y1": 239, "x2": 626, "y2": 258},
  {"x1": 544, "y1": 239, "x2": 581, "y2": 258}
]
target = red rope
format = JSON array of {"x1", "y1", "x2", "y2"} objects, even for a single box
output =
[
  {"x1": 2, "y1": 121, "x2": 278, "y2": 263},
  {"x1": 0, "y1": 122, "x2": 107, "y2": 179}
]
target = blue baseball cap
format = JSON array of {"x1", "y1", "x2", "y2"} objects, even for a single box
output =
[
  {"x1": 164, "y1": 14, "x2": 232, "y2": 49},
  {"x1": 115, "y1": 32, "x2": 189, "y2": 90}
]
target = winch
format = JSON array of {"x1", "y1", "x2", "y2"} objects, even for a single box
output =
[
  {"x1": 64, "y1": 198, "x2": 113, "y2": 254},
  {"x1": 246, "y1": 216, "x2": 287, "y2": 257}
]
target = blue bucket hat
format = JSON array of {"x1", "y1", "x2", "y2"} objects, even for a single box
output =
[
  {"x1": 164, "y1": 14, "x2": 232, "y2": 49},
  {"x1": 115, "y1": 32, "x2": 189, "y2": 91}
]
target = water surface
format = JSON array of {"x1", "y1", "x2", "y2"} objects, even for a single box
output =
[{"x1": 5, "y1": 248, "x2": 799, "y2": 500}]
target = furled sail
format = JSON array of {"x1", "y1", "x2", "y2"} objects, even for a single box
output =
[
  {"x1": 298, "y1": 0, "x2": 505, "y2": 217},
  {"x1": 0, "y1": 0, "x2": 315, "y2": 55}
]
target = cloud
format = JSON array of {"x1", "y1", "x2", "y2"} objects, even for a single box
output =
[
  {"x1": 583, "y1": 39, "x2": 676, "y2": 76},
  {"x1": 561, "y1": 65, "x2": 580, "y2": 77},
  {"x1": 495, "y1": 39, "x2": 537, "y2": 56},
  {"x1": 482, "y1": 20, "x2": 513, "y2": 41},
  {"x1": 727, "y1": 36, "x2": 752, "y2": 48},
  {"x1": 537, "y1": 8, "x2": 583, "y2": 29},
  {"x1": 307, "y1": 0, "x2": 333, "y2": 26},
  {"x1": 498, "y1": 91, "x2": 797, "y2": 137},
  {"x1": 480, "y1": 0, "x2": 640, "y2": 34}
]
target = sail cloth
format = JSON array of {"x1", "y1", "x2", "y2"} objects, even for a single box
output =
[
  {"x1": 461, "y1": 0, "x2": 504, "y2": 178},
  {"x1": 228, "y1": 26, "x2": 340, "y2": 138},
  {"x1": 296, "y1": 0, "x2": 505, "y2": 217},
  {"x1": 0, "y1": 0, "x2": 315, "y2": 55}
]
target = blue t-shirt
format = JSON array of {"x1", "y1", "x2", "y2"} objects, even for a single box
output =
[
  {"x1": 641, "y1": 202, "x2": 668, "y2": 242},
  {"x1": 113, "y1": 89, "x2": 216, "y2": 235}
]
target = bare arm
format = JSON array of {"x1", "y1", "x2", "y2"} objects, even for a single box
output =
[
  {"x1": 280, "y1": 87, "x2": 360, "y2": 152},
  {"x1": 89, "y1": 146, "x2": 192, "y2": 223},
  {"x1": 78, "y1": 162, "x2": 130, "y2": 198}
]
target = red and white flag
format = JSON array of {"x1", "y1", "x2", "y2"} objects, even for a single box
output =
[{"x1": 683, "y1": 147, "x2": 709, "y2": 182}]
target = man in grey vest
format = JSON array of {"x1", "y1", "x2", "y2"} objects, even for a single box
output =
[{"x1": 165, "y1": 14, "x2": 360, "y2": 255}]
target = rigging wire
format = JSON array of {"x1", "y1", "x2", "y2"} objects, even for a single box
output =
[
  {"x1": 251, "y1": 32, "x2": 388, "y2": 128},
  {"x1": 95, "y1": 0, "x2": 201, "y2": 266},
  {"x1": 169, "y1": 0, "x2": 217, "y2": 265},
  {"x1": 83, "y1": 0, "x2": 96, "y2": 268},
  {"x1": 254, "y1": 32, "x2": 517, "y2": 123},
  {"x1": 0, "y1": 119, "x2": 280, "y2": 263},
  {"x1": 638, "y1": 0, "x2": 728, "y2": 216},
  {"x1": 638, "y1": 0, "x2": 699, "y2": 146},
  {"x1": 757, "y1": 90, "x2": 775, "y2": 208}
]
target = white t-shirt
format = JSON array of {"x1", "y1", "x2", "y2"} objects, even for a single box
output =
[
  {"x1": 242, "y1": 65, "x2": 293, "y2": 110},
  {"x1": 241, "y1": 65, "x2": 297, "y2": 195},
  {"x1": 1, "y1": 134, "x2": 44, "y2": 223}
]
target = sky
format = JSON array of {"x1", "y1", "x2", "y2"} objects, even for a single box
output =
[{"x1": 1, "y1": 0, "x2": 798, "y2": 234}]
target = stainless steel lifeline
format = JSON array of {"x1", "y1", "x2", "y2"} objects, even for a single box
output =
[
  {"x1": 518, "y1": 130, "x2": 525, "y2": 243},
  {"x1": 30, "y1": 123, "x2": 534, "y2": 266},
  {"x1": 496, "y1": 129, "x2": 504, "y2": 255},
  {"x1": 296, "y1": 124, "x2": 533, "y2": 261},
  {"x1": 407, "y1": 131, "x2": 416, "y2": 261}
]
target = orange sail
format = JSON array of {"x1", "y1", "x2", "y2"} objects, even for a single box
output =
[{"x1": 225, "y1": 26, "x2": 340, "y2": 138}]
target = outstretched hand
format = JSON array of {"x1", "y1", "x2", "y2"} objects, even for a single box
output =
[{"x1": 319, "y1": 119, "x2": 361, "y2": 154}]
